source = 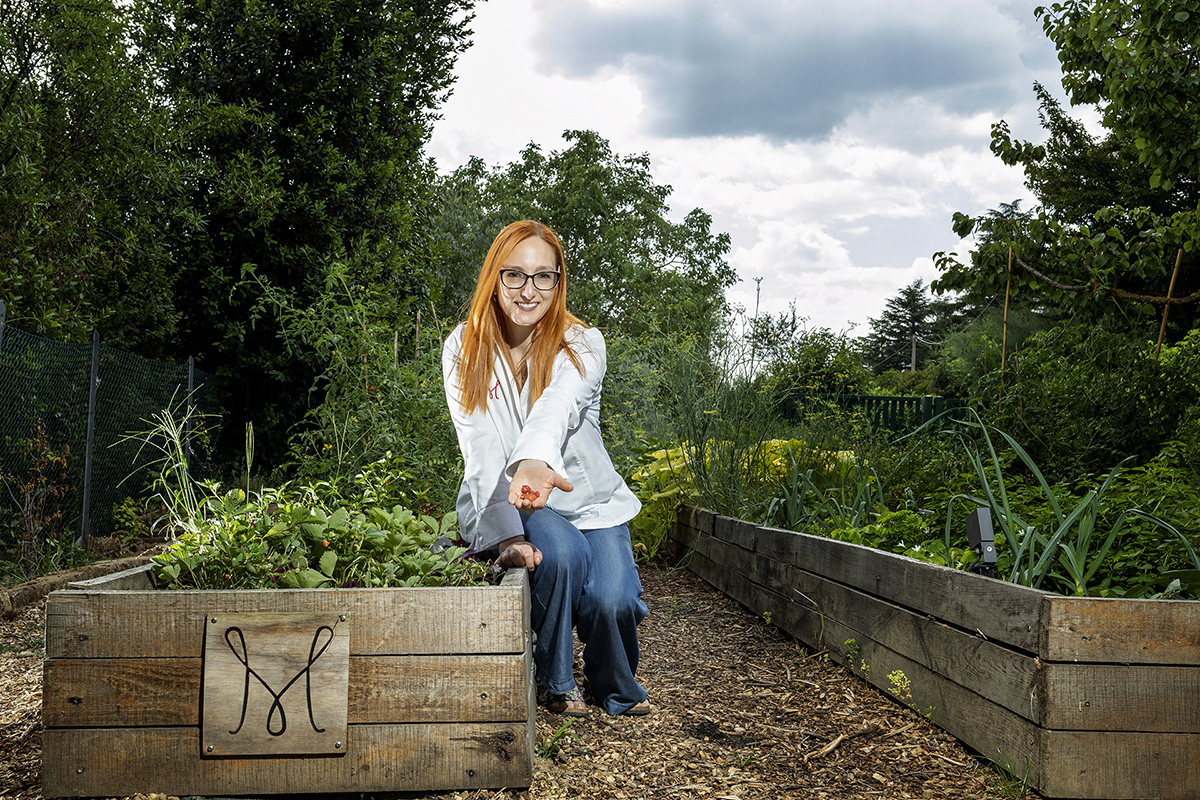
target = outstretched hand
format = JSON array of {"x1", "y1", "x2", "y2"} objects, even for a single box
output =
[{"x1": 508, "y1": 459, "x2": 573, "y2": 511}]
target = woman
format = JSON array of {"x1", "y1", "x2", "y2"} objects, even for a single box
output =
[{"x1": 442, "y1": 220, "x2": 650, "y2": 717}]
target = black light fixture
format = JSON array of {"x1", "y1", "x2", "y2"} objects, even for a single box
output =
[{"x1": 966, "y1": 508, "x2": 997, "y2": 578}]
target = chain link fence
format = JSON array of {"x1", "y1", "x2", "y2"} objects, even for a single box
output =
[{"x1": 0, "y1": 300, "x2": 218, "y2": 556}]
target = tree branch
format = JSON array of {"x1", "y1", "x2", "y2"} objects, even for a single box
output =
[{"x1": 1014, "y1": 257, "x2": 1200, "y2": 306}]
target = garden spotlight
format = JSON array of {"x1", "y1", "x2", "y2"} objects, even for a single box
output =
[{"x1": 966, "y1": 508, "x2": 996, "y2": 578}]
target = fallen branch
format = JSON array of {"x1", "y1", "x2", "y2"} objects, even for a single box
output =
[
  {"x1": 806, "y1": 733, "x2": 846, "y2": 762},
  {"x1": 804, "y1": 724, "x2": 880, "y2": 762}
]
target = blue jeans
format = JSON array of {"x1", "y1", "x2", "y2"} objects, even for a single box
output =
[{"x1": 520, "y1": 507, "x2": 648, "y2": 715}]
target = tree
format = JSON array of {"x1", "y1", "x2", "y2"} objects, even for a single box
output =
[
  {"x1": 0, "y1": 0, "x2": 187, "y2": 352},
  {"x1": 430, "y1": 131, "x2": 737, "y2": 349},
  {"x1": 934, "y1": 82, "x2": 1200, "y2": 333},
  {"x1": 861, "y1": 280, "x2": 934, "y2": 373},
  {"x1": 134, "y1": 0, "x2": 476, "y2": 465},
  {"x1": 1037, "y1": 0, "x2": 1200, "y2": 192},
  {"x1": 1000, "y1": 84, "x2": 1197, "y2": 225},
  {"x1": 747, "y1": 305, "x2": 869, "y2": 392}
]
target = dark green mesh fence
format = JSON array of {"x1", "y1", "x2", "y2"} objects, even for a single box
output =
[{"x1": 0, "y1": 312, "x2": 218, "y2": 549}]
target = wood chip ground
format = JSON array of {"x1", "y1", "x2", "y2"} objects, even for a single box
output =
[{"x1": 0, "y1": 564, "x2": 1037, "y2": 799}]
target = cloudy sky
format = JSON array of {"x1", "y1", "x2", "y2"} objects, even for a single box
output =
[{"x1": 426, "y1": 0, "x2": 1079, "y2": 334}]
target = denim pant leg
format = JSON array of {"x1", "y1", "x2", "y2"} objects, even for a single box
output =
[
  {"x1": 521, "y1": 510, "x2": 648, "y2": 714},
  {"x1": 521, "y1": 508, "x2": 590, "y2": 695},
  {"x1": 576, "y1": 523, "x2": 649, "y2": 715}
]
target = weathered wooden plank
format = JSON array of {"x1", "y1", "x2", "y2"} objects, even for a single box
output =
[
  {"x1": 45, "y1": 584, "x2": 526, "y2": 659},
  {"x1": 782, "y1": 565, "x2": 1042, "y2": 724},
  {"x1": 201, "y1": 611, "x2": 350, "y2": 757},
  {"x1": 499, "y1": 567, "x2": 527, "y2": 591},
  {"x1": 713, "y1": 515, "x2": 757, "y2": 551},
  {"x1": 67, "y1": 563, "x2": 155, "y2": 590},
  {"x1": 1040, "y1": 731, "x2": 1200, "y2": 800},
  {"x1": 684, "y1": 545, "x2": 782, "y2": 620},
  {"x1": 1042, "y1": 596, "x2": 1200, "y2": 665},
  {"x1": 41, "y1": 722, "x2": 532, "y2": 797},
  {"x1": 772, "y1": 589, "x2": 1044, "y2": 788},
  {"x1": 666, "y1": 523, "x2": 702, "y2": 561},
  {"x1": 42, "y1": 658, "x2": 203, "y2": 727},
  {"x1": 349, "y1": 655, "x2": 529, "y2": 723},
  {"x1": 681, "y1": 506, "x2": 716, "y2": 538},
  {"x1": 1042, "y1": 663, "x2": 1200, "y2": 733},
  {"x1": 753, "y1": 522, "x2": 1047, "y2": 652},
  {"x1": 515, "y1": 563, "x2": 537, "y2": 771},
  {"x1": 43, "y1": 655, "x2": 530, "y2": 727}
]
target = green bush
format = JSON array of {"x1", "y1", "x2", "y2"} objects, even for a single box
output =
[
  {"x1": 974, "y1": 324, "x2": 1200, "y2": 482},
  {"x1": 926, "y1": 411, "x2": 1200, "y2": 598},
  {"x1": 624, "y1": 440, "x2": 698, "y2": 562},
  {"x1": 827, "y1": 510, "x2": 974, "y2": 569}
]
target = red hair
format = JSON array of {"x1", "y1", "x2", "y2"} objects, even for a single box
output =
[{"x1": 453, "y1": 221, "x2": 585, "y2": 414}]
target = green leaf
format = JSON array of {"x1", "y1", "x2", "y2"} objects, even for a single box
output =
[
  {"x1": 297, "y1": 568, "x2": 332, "y2": 588},
  {"x1": 328, "y1": 507, "x2": 349, "y2": 530},
  {"x1": 319, "y1": 549, "x2": 338, "y2": 578}
]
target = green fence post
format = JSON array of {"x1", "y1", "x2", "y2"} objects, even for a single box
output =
[
  {"x1": 186, "y1": 356, "x2": 195, "y2": 474},
  {"x1": 80, "y1": 330, "x2": 100, "y2": 547}
]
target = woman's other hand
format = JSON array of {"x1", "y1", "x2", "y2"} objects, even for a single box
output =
[
  {"x1": 509, "y1": 459, "x2": 574, "y2": 510},
  {"x1": 495, "y1": 536, "x2": 542, "y2": 571}
]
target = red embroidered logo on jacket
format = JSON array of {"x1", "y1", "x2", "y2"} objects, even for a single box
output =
[{"x1": 488, "y1": 379, "x2": 501, "y2": 400}]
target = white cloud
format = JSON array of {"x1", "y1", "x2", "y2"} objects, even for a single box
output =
[{"x1": 427, "y1": 0, "x2": 1068, "y2": 332}]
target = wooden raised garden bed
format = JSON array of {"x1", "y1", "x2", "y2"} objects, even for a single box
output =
[
  {"x1": 41, "y1": 564, "x2": 535, "y2": 797},
  {"x1": 670, "y1": 506, "x2": 1200, "y2": 800}
]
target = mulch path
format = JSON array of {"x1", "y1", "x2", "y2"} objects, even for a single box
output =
[{"x1": 0, "y1": 564, "x2": 1036, "y2": 800}]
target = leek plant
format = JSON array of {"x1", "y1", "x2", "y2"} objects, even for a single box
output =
[{"x1": 933, "y1": 410, "x2": 1181, "y2": 595}]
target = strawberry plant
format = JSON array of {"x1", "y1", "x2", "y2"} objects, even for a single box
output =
[{"x1": 150, "y1": 488, "x2": 489, "y2": 590}]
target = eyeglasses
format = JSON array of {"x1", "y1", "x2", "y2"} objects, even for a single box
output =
[{"x1": 500, "y1": 269, "x2": 560, "y2": 291}]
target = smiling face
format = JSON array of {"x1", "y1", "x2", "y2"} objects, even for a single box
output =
[{"x1": 495, "y1": 234, "x2": 560, "y2": 346}]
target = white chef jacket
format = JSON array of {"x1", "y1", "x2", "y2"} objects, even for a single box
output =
[{"x1": 442, "y1": 323, "x2": 642, "y2": 552}]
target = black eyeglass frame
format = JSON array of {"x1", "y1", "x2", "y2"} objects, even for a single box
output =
[{"x1": 499, "y1": 269, "x2": 561, "y2": 291}]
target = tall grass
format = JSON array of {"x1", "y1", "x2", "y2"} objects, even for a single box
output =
[
  {"x1": 653, "y1": 331, "x2": 778, "y2": 520},
  {"x1": 119, "y1": 389, "x2": 212, "y2": 539}
]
